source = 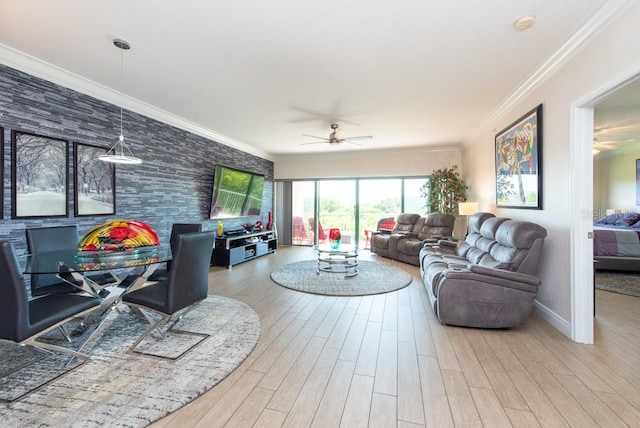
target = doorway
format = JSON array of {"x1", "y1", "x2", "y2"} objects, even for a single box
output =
[{"x1": 571, "y1": 72, "x2": 640, "y2": 344}]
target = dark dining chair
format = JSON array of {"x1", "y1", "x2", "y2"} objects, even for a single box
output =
[
  {"x1": 0, "y1": 240, "x2": 101, "y2": 362},
  {"x1": 122, "y1": 231, "x2": 215, "y2": 354},
  {"x1": 26, "y1": 225, "x2": 116, "y2": 296},
  {"x1": 26, "y1": 225, "x2": 83, "y2": 296},
  {"x1": 148, "y1": 223, "x2": 203, "y2": 282}
]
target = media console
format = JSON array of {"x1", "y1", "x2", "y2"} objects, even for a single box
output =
[{"x1": 211, "y1": 230, "x2": 277, "y2": 268}]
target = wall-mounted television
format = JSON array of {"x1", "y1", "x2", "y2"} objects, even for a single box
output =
[{"x1": 209, "y1": 165, "x2": 265, "y2": 219}]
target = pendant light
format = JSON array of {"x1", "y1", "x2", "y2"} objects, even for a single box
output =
[{"x1": 99, "y1": 38, "x2": 143, "y2": 165}]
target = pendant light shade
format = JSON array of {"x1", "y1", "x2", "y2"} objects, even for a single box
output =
[{"x1": 99, "y1": 38, "x2": 143, "y2": 165}]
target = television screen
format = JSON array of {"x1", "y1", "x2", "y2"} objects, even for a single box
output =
[{"x1": 209, "y1": 165, "x2": 265, "y2": 219}]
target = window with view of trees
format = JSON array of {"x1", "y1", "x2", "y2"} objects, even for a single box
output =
[{"x1": 283, "y1": 176, "x2": 428, "y2": 247}]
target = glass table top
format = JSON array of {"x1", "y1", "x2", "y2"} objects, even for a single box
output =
[{"x1": 19, "y1": 245, "x2": 172, "y2": 274}]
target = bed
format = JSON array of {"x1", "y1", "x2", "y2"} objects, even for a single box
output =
[{"x1": 593, "y1": 212, "x2": 640, "y2": 271}]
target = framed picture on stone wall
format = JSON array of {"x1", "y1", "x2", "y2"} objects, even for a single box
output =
[
  {"x1": 74, "y1": 142, "x2": 116, "y2": 216},
  {"x1": 12, "y1": 130, "x2": 69, "y2": 218},
  {"x1": 0, "y1": 126, "x2": 3, "y2": 219}
]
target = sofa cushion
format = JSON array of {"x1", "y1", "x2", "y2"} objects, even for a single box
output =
[
  {"x1": 480, "y1": 217, "x2": 510, "y2": 240},
  {"x1": 495, "y1": 220, "x2": 547, "y2": 250},
  {"x1": 396, "y1": 238, "x2": 424, "y2": 256},
  {"x1": 395, "y1": 213, "x2": 421, "y2": 233},
  {"x1": 468, "y1": 212, "x2": 496, "y2": 233},
  {"x1": 411, "y1": 217, "x2": 426, "y2": 234},
  {"x1": 417, "y1": 213, "x2": 456, "y2": 240},
  {"x1": 477, "y1": 253, "x2": 511, "y2": 270}
]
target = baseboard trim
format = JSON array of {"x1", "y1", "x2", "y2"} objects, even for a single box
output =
[{"x1": 533, "y1": 300, "x2": 571, "y2": 339}]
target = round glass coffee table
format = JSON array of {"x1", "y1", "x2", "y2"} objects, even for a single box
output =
[{"x1": 315, "y1": 244, "x2": 359, "y2": 278}]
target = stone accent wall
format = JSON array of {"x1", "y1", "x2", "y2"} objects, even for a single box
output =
[{"x1": 0, "y1": 64, "x2": 273, "y2": 253}]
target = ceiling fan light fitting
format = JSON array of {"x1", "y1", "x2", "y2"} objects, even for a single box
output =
[{"x1": 301, "y1": 123, "x2": 372, "y2": 148}]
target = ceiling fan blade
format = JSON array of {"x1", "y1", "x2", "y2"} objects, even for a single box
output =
[
  {"x1": 302, "y1": 134, "x2": 330, "y2": 141},
  {"x1": 344, "y1": 141, "x2": 364, "y2": 147},
  {"x1": 342, "y1": 135, "x2": 373, "y2": 142},
  {"x1": 595, "y1": 143, "x2": 620, "y2": 150},
  {"x1": 598, "y1": 138, "x2": 634, "y2": 144},
  {"x1": 300, "y1": 141, "x2": 329, "y2": 145}
]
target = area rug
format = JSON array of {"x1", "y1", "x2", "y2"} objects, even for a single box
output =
[
  {"x1": 595, "y1": 271, "x2": 640, "y2": 297},
  {"x1": 0, "y1": 295, "x2": 261, "y2": 427},
  {"x1": 270, "y1": 260, "x2": 412, "y2": 296}
]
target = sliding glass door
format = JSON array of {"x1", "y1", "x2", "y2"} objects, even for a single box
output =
[
  {"x1": 403, "y1": 178, "x2": 427, "y2": 214},
  {"x1": 286, "y1": 176, "x2": 427, "y2": 247},
  {"x1": 291, "y1": 181, "x2": 315, "y2": 245},
  {"x1": 318, "y1": 180, "x2": 356, "y2": 245},
  {"x1": 359, "y1": 179, "x2": 402, "y2": 248}
]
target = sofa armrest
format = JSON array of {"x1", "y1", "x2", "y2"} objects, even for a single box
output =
[
  {"x1": 441, "y1": 264, "x2": 540, "y2": 293},
  {"x1": 374, "y1": 228, "x2": 394, "y2": 235},
  {"x1": 466, "y1": 264, "x2": 540, "y2": 285},
  {"x1": 422, "y1": 238, "x2": 457, "y2": 254},
  {"x1": 437, "y1": 239, "x2": 458, "y2": 249}
]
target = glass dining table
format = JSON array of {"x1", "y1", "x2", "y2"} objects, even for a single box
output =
[
  {"x1": 19, "y1": 245, "x2": 172, "y2": 299},
  {"x1": 18, "y1": 245, "x2": 172, "y2": 365}
]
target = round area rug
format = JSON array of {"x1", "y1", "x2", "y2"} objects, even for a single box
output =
[
  {"x1": 271, "y1": 260, "x2": 412, "y2": 296},
  {"x1": 0, "y1": 295, "x2": 261, "y2": 427}
]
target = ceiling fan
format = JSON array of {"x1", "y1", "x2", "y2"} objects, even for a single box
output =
[
  {"x1": 301, "y1": 123, "x2": 372, "y2": 147},
  {"x1": 593, "y1": 137, "x2": 635, "y2": 151}
]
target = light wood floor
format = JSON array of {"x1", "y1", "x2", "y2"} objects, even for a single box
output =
[{"x1": 152, "y1": 246, "x2": 640, "y2": 427}]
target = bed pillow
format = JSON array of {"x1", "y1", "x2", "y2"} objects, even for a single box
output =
[{"x1": 594, "y1": 212, "x2": 640, "y2": 227}]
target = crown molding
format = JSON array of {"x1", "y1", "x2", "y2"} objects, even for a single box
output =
[
  {"x1": 468, "y1": 0, "x2": 639, "y2": 143},
  {"x1": 0, "y1": 44, "x2": 273, "y2": 162},
  {"x1": 273, "y1": 144, "x2": 462, "y2": 163}
]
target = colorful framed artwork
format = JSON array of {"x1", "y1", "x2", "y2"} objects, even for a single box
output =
[
  {"x1": 495, "y1": 104, "x2": 543, "y2": 209},
  {"x1": 11, "y1": 130, "x2": 69, "y2": 218},
  {"x1": 74, "y1": 142, "x2": 116, "y2": 216}
]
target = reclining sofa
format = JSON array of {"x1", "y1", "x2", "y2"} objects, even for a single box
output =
[
  {"x1": 371, "y1": 212, "x2": 455, "y2": 265},
  {"x1": 420, "y1": 212, "x2": 547, "y2": 328}
]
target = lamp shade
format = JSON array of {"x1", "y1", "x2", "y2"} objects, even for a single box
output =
[{"x1": 458, "y1": 202, "x2": 479, "y2": 216}]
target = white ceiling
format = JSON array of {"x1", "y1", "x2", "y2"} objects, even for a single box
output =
[
  {"x1": 593, "y1": 77, "x2": 640, "y2": 156},
  {"x1": 0, "y1": 0, "x2": 628, "y2": 160}
]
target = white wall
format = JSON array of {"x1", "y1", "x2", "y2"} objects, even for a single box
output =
[
  {"x1": 594, "y1": 150, "x2": 640, "y2": 213},
  {"x1": 274, "y1": 146, "x2": 462, "y2": 179},
  {"x1": 462, "y1": 3, "x2": 640, "y2": 331}
]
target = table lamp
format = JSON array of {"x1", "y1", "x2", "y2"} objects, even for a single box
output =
[{"x1": 458, "y1": 202, "x2": 479, "y2": 237}]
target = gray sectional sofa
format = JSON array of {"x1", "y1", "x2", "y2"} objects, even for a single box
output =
[
  {"x1": 419, "y1": 212, "x2": 547, "y2": 328},
  {"x1": 371, "y1": 213, "x2": 455, "y2": 265}
]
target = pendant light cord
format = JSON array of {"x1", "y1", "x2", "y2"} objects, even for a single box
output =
[
  {"x1": 120, "y1": 45, "x2": 124, "y2": 142},
  {"x1": 99, "y1": 38, "x2": 142, "y2": 164}
]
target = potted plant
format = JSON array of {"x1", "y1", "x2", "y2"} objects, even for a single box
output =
[{"x1": 420, "y1": 165, "x2": 467, "y2": 215}]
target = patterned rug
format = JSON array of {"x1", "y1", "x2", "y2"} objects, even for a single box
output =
[
  {"x1": 271, "y1": 260, "x2": 412, "y2": 296},
  {"x1": 595, "y1": 271, "x2": 640, "y2": 297},
  {"x1": 0, "y1": 295, "x2": 260, "y2": 427}
]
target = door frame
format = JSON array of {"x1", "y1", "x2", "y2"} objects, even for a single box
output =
[{"x1": 570, "y1": 66, "x2": 640, "y2": 344}]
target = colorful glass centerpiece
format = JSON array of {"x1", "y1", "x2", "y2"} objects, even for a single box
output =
[
  {"x1": 77, "y1": 219, "x2": 159, "y2": 252},
  {"x1": 329, "y1": 228, "x2": 341, "y2": 249}
]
